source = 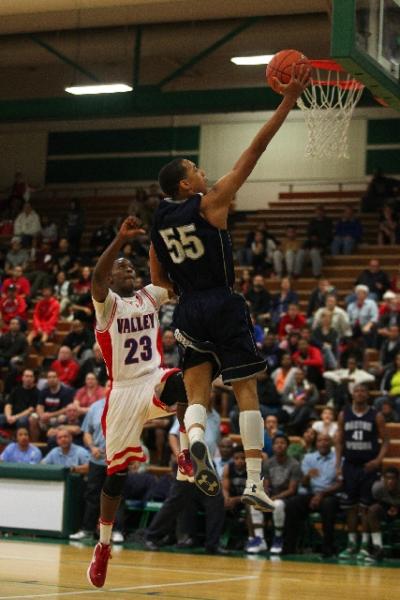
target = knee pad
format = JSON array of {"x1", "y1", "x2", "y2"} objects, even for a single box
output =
[
  {"x1": 103, "y1": 470, "x2": 128, "y2": 498},
  {"x1": 160, "y1": 371, "x2": 187, "y2": 407}
]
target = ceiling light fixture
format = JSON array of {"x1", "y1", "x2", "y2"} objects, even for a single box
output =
[
  {"x1": 230, "y1": 55, "x2": 274, "y2": 66},
  {"x1": 65, "y1": 83, "x2": 133, "y2": 95}
]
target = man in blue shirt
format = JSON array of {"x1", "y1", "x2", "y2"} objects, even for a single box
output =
[
  {"x1": 284, "y1": 433, "x2": 341, "y2": 557},
  {"x1": 0, "y1": 426, "x2": 41, "y2": 464},
  {"x1": 42, "y1": 427, "x2": 89, "y2": 473}
]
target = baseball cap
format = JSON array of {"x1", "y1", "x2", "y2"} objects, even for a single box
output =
[{"x1": 383, "y1": 290, "x2": 396, "y2": 300}]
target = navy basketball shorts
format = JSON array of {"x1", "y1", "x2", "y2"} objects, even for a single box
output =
[
  {"x1": 173, "y1": 287, "x2": 266, "y2": 383},
  {"x1": 341, "y1": 461, "x2": 380, "y2": 509}
]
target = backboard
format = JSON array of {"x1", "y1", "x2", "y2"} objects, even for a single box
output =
[{"x1": 331, "y1": 0, "x2": 400, "y2": 110}]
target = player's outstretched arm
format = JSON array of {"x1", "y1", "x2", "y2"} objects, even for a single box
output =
[
  {"x1": 92, "y1": 216, "x2": 144, "y2": 302},
  {"x1": 202, "y1": 64, "x2": 311, "y2": 218}
]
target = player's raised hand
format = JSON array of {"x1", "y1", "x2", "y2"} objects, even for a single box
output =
[
  {"x1": 273, "y1": 63, "x2": 312, "y2": 97},
  {"x1": 118, "y1": 216, "x2": 145, "y2": 240}
]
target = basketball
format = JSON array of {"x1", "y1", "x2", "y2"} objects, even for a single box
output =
[{"x1": 266, "y1": 49, "x2": 311, "y2": 93}]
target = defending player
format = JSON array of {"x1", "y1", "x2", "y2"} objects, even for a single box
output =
[
  {"x1": 87, "y1": 216, "x2": 189, "y2": 588},
  {"x1": 150, "y1": 66, "x2": 311, "y2": 509}
]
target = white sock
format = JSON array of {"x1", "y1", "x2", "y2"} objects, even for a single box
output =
[
  {"x1": 362, "y1": 532, "x2": 370, "y2": 545},
  {"x1": 179, "y1": 428, "x2": 189, "y2": 451},
  {"x1": 99, "y1": 519, "x2": 113, "y2": 545},
  {"x1": 348, "y1": 533, "x2": 357, "y2": 544},
  {"x1": 184, "y1": 404, "x2": 206, "y2": 444},
  {"x1": 371, "y1": 532, "x2": 382, "y2": 547},
  {"x1": 239, "y1": 410, "x2": 264, "y2": 484}
]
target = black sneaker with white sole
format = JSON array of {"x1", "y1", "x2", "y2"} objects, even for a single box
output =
[{"x1": 190, "y1": 440, "x2": 221, "y2": 496}]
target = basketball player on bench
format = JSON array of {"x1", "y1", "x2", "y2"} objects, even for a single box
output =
[{"x1": 150, "y1": 65, "x2": 311, "y2": 509}]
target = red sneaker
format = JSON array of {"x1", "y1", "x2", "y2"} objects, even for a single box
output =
[
  {"x1": 87, "y1": 542, "x2": 112, "y2": 588},
  {"x1": 177, "y1": 449, "x2": 194, "y2": 481}
]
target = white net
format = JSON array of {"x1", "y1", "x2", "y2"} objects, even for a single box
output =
[{"x1": 297, "y1": 67, "x2": 364, "y2": 159}]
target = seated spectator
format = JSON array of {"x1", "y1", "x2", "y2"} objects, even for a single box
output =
[
  {"x1": 292, "y1": 339, "x2": 324, "y2": 387},
  {"x1": 284, "y1": 433, "x2": 341, "y2": 557},
  {"x1": 282, "y1": 368, "x2": 319, "y2": 414},
  {"x1": 263, "y1": 433, "x2": 302, "y2": 554},
  {"x1": 311, "y1": 309, "x2": 338, "y2": 370},
  {"x1": 379, "y1": 325, "x2": 400, "y2": 370},
  {"x1": 270, "y1": 277, "x2": 299, "y2": 327},
  {"x1": 324, "y1": 355, "x2": 375, "y2": 411},
  {"x1": 66, "y1": 199, "x2": 85, "y2": 252},
  {"x1": 76, "y1": 342, "x2": 107, "y2": 387},
  {"x1": 0, "y1": 368, "x2": 38, "y2": 433},
  {"x1": 312, "y1": 407, "x2": 338, "y2": 439},
  {"x1": 365, "y1": 468, "x2": 400, "y2": 563},
  {"x1": 244, "y1": 274, "x2": 271, "y2": 325},
  {"x1": 376, "y1": 353, "x2": 400, "y2": 412},
  {"x1": 378, "y1": 205, "x2": 399, "y2": 245},
  {"x1": 74, "y1": 373, "x2": 105, "y2": 416},
  {"x1": 73, "y1": 266, "x2": 92, "y2": 296},
  {"x1": 377, "y1": 291, "x2": 400, "y2": 339},
  {"x1": 90, "y1": 219, "x2": 116, "y2": 254},
  {"x1": 0, "y1": 284, "x2": 27, "y2": 331},
  {"x1": 287, "y1": 425, "x2": 317, "y2": 462},
  {"x1": 304, "y1": 205, "x2": 333, "y2": 255},
  {"x1": 54, "y1": 270, "x2": 73, "y2": 316},
  {"x1": 161, "y1": 329, "x2": 180, "y2": 368},
  {"x1": 380, "y1": 398, "x2": 399, "y2": 423},
  {"x1": 51, "y1": 346, "x2": 80, "y2": 387},
  {"x1": 42, "y1": 427, "x2": 89, "y2": 473},
  {"x1": 69, "y1": 290, "x2": 94, "y2": 325},
  {"x1": 25, "y1": 241, "x2": 54, "y2": 298},
  {"x1": 0, "y1": 318, "x2": 28, "y2": 367},
  {"x1": 0, "y1": 426, "x2": 42, "y2": 464},
  {"x1": 347, "y1": 285, "x2": 379, "y2": 347},
  {"x1": 63, "y1": 319, "x2": 95, "y2": 364},
  {"x1": 27, "y1": 286, "x2": 60, "y2": 346},
  {"x1": 284, "y1": 382, "x2": 315, "y2": 436},
  {"x1": 237, "y1": 222, "x2": 278, "y2": 267},
  {"x1": 277, "y1": 303, "x2": 306, "y2": 339},
  {"x1": 53, "y1": 238, "x2": 79, "y2": 278},
  {"x1": 2, "y1": 265, "x2": 31, "y2": 299},
  {"x1": 312, "y1": 293, "x2": 352, "y2": 340},
  {"x1": 362, "y1": 168, "x2": 400, "y2": 212},
  {"x1": 307, "y1": 278, "x2": 336, "y2": 319},
  {"x1": 214, "y1": 436, "x2": 234, "y2": 479},
  {"x1": 273, "y1": 225, "x2": 303, "y2": 278},
  {"x1": 13, "y1": 201, "x2": 41, "y2": 247},
  {"x1": 331, "y1": 205, "x2": 362, "y2": 255},
  {"x1": 249, "y1": 230, "x2": 268, "y2": 272},
  {"x1": 5, "y1": 237, "x2": 29, "y2": 275},
  {"x1": 30, "y1": 370, "x2": 74, "y2": 441},
  {"x1": 260, "y1": 333, "x2": 283, "y2": 372},
  {"x1": 47, "y1": 403, "x2": 83, "y2": 444},
  {"x1": 236, "y1": 268, "x2": 252, "y2": 296},
  {"x1": 356, "y1": 259, "x2": 390, "y2": 301},
  {"x1": 251, "y1": 313, "x2": 264, "y2": 348},
  {"x1": 271, "y1": 353, "x2": 297, "y2": 398},
  {"x1": 40, "y1": 214, "x2": 58, "y2": 245},
  {"x1": 390, "y1": 266, "x2": 400, "y2": 294},
  {"x1": 263, "y1": 414, "x2": 282, "y2": 457}
]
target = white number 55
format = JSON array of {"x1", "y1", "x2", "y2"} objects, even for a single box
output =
[{"x1": 160, "y1": 224, "x2": 205, "y2": 264}]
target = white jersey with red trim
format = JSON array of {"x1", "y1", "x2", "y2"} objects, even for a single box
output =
[{"x1": 93, "y1": 284, "x2": 168, "y2": 384}]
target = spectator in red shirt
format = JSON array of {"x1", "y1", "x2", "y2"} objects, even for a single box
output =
[
  {"x1": 292, "y1": 338, "x2": 324, "y2": 387},
  {"x1": 73, "y1": 373, "x2": 105, "y2": 416},
  {"x1": 0, "y1": 284, "x2": 27, "y2": 331},
  {"x1": 2, "y1": 265, "x2": 31, "y2": 299},
  {"x1": 51, "y1": 345, "x2": 80, "y2": 387},
  {"x1": 27, "y1": 286, "x2": 60, "y2": 346},
  {"x1": 278, "y1": 303, "x2": 306, "y2": 339},
  {"x1": 73, "y1": 266, "x2": 92, "y2": 295}
]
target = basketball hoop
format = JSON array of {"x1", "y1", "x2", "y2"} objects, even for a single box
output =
[{"x1": 297, "y1": 59, "x2": 364, "y2": 159}]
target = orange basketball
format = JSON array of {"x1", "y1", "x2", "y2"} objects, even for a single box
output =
[{"x1": 266, "y1": 49, "x2": 311, "y2": 93}]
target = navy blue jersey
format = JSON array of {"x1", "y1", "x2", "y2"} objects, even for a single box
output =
[
  {"x1": 151, "y1": 194, "x2": 234, "y2": 294},
  {"x1": 343, "y1": 405, "x2": 380, "y2": 464}
]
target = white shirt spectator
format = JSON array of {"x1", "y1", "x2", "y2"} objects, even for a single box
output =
[
  {"x1": 347, "y1": 298, "x2": 379, "y2": 327},
  {"x1": 14, "y1": 209, "x2": 41, "y2": 237},
  {"x1": 323, "y1": 367, "x2": 375, "y2": 394},
  {"x1": 312, "y1": 420, "x2": 338, "y2": 438},
  {"x1": 313, "y1": 305, "x2": 352, "y2": 338}
]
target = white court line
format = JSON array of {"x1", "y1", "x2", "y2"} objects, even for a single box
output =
[
  {"x1": 0, "y1": 575, "x2": 258, "y2": 599},
  {"x1": 0, "y1": 553, "x2": 228, "y2": 577}
]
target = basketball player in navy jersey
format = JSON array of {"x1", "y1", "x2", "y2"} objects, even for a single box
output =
[
  {"x1": 336, "y1": 382, "x2": 388, "y2": 561},
  {"x1": 150, "y1": 66, "x2": 311, "y2": 510}
]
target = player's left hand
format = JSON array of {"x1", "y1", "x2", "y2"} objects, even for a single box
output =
[{"x1": 118, "y1": 216, "x2": 145, "y2": 240}]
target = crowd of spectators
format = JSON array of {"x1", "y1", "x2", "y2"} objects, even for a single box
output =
[{"x1": 0, "y1": 175, "x2": 400, "y2": 561}]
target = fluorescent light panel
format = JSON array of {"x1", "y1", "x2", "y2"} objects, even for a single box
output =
[
  {"x1": 65, "y1": 83, "x2": 133, "y2": 95},
  {"x1": 231, "y1": 55, "x2": 274, "y2": 66}
]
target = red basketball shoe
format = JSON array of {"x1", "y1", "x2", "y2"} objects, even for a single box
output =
[
  {"x1": 87, "y1": 542, "x2": 112, "y2": 588},
  {"x1": 177, "y1": 449, "x2": 194, "y2": 482}
]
